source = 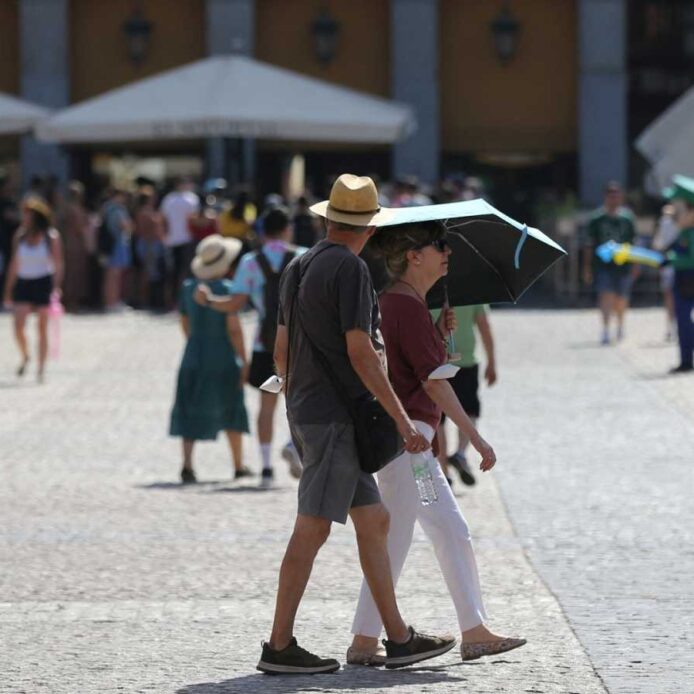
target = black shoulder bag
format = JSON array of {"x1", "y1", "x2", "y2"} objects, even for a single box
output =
[{"x1": 286, "y1": 249, "x2": 404, "y2": 474}]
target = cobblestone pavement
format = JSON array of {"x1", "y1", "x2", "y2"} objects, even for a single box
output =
[
  {"x1": 487, "y1": 307, "x2": 694, "y2": 694},
  {"x1": 1, "y1": 306, "x2": 689, "y2": 693}
]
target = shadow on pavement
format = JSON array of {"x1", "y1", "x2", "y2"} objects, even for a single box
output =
[
  {"x1": 136, "y1": 481, "x2": 230, "y2": 490},
  {"x1": 634, "y1": 372, "x2": 677, "y2": 381},
  {"x1": 209, "y1": 485, "x2": 291, "y2": 493},
  {"x1": 176, "y1": 666, "x2": 466, "y2": 693}
]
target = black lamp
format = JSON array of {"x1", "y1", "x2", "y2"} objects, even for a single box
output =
[
  {"x1": 311, "y1": 7, "x2": 340, "y2": 65},
  {"x1": 490, "y1": 2, "x2": 521, "y2": 64},
  {"x1": 123, "y1": 5, "x2": 154, "y2": 66}
]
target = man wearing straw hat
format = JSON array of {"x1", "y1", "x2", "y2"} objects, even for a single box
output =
[{"x1": 256, "y1": 174, "x2": 455, "y2": 674}]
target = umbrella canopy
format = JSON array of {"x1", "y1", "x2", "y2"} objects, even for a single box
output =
[
  {"x1": 0, "y1": 92, "x2": 51, "y2": 135},
  {"x1": 36, "y1": 55, "x2": 416, "y2": 144},
  {"x1": 370, "y1": 199, "x2": 567, "y2": 308}
]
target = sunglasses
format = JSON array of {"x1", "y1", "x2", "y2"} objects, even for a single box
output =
[{"x1": 410, "y1": 237, "x2": 450, "y2": 253}]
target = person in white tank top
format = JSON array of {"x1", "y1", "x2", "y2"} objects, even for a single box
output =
[{"x1": 3, "y1": 196, "x2": 63, "y2": 382}]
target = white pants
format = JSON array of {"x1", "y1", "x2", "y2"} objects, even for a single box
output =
[{"x1": 351, "y1": 421, "x2": 487, "y2": 637}]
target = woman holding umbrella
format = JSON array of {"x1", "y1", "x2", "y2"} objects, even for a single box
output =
[{"x1": 347, "y1": 219, "x2": 525, "y2": 665}]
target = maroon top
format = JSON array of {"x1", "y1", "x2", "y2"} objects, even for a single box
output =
[{"x1": 379, "y1": 292, "x2": 447, "y2": 432}]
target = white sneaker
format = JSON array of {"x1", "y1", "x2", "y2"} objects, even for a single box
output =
[
  {"x1": 260, "y1": 468, "x2": 274, "y2": 489},
  {"x1": 281, "y1": 442, "x2": 303, "y2": 479}
]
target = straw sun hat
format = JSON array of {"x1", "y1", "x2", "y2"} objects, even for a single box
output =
[
  {"x1": 24, "y1": 196, "x2": 53, "y2": 224},
  {"x1": 310, "y1": 173, "x2": 391, "y2": 227},
  {"x1": 191, "y1": 234, "x2": 242, "y2": 280}
]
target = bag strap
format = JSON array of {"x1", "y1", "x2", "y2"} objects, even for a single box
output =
[
  {"x1": 256, "y1": 247, "x2": 298, "y2": 280},
  {"x1": 255, "y1": 249, "x2": 274, "y2": 280}
]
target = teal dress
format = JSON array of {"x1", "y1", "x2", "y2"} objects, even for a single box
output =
[{"x1": 169, "y1": 279, "x2": 249, "y2": 440}]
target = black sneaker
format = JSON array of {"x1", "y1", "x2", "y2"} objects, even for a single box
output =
[
  {"x1": 234, "y1": 465, "x2": 254, "y2": 480},
  {"x1": 448, "y1": 453, "x2": 476, "y2": 486},
  {"x1": 257, "y1": 638, "x2": 340, "y2": 674},
  {"x1": 383, "y1": 626, "x2": 456, "y2": 669},
  {"x1": 669, "y1": 363, "x2": 693, "y2": 375},
  {"x1": 180, "y1": 468, "x2": 196, "y2": 484}
]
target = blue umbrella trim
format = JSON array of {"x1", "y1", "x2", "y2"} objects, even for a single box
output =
[{"x1": 514, "y1": 225, "x2": 528, "y2": 270}]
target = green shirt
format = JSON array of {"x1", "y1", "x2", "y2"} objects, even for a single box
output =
[
  {"x1": 587, "y1": 207, "x2": 636, "y2": 274},
  {"x1": 668, "y1": 226, "x2": 694, "y2": 271},
  {"x1": 432, "y1": 304, "x2": 488, "y2": 368}
]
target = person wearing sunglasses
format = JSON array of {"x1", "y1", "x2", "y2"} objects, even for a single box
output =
[{"x1": 347, "y1": 220, "x2": 525, "y2": 665}]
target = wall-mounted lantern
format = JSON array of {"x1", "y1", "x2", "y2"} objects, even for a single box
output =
[
  {"x1": 123, "y1": 4, "x2": 154, "y2": 66},
  {"x1": 490, "y1": 2, "x2": 521, "y2": 64},
  {"x1": 311, "y1": 7, "x2": 340, "y2": 65}
]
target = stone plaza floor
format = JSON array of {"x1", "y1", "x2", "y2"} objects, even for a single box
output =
[{"x1": 1, "y1": 306, "x2": 692, "y2": 693}]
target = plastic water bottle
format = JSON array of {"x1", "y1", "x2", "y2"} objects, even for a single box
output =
[{"x1": 411, "y1": 454, "x2": 438, "y2": 506}]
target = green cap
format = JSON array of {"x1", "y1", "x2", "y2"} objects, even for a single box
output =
[{"x1": 663, "y1": 174, "x2": 694, "y2": 205}]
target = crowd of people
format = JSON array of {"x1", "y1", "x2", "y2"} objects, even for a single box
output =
[
  {"x1": 4, "y1": 164, "x2": 692, "y2": 675},
  {"x1": 0, "y1": 174, "x2": 322, "y2": 317}
]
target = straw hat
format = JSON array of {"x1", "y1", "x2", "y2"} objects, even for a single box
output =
[
  {"x1": 310, "y1": 173, "x2": 387, "y2": 227},
  {"x1": 24, "y1": 196, "x2": 53, "y2": 224},
  {"x1": 191, "y1": 234, "x2": 242, "y2": 280}
]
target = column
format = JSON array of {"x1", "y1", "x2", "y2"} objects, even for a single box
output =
[
  {"x1": 391, "y1": 0, "x2": 439, "y2": 185},
  {"x1": 19, "y1": 0, "x2": 70, "y2": 190},
  {"x1": 578, "y1": 0, "x2": 628, "y2": 206},
  {"x1": 205, "y1": 0, "x2": 256, "y2": 183}
]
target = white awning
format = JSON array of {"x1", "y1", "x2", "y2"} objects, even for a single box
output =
[
  {"x1": 636, "y1": 84, "x2": 694, "y2": 191},
  {"x1": 0, "y1": 92, "x2": 52, "y2": 135},
  {"x1": 37, "y1": 56, "x2": 416, "y2": 145}
]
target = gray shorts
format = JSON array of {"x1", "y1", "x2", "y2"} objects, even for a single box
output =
[{"x1": 290, "y1": 421, "x2": 381, "y2": 524}]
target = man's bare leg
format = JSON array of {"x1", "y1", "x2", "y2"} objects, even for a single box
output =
[
  {"x1": 598, "y1": 291, "x2": 615, "y2": 343},
  {"x1": 269, "y1": 514, "x2": 331, "y2": 650},
  {"x1": 614, "y1": 295, "x2": 629, "y2": 340},
  {"x1": 350, "y1": 503, "x2": 410, "y2": 643}
]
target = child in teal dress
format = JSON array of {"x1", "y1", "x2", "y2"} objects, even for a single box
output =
[{"x1": 170, "y1": 235, "x2": 250, "y2": 483}]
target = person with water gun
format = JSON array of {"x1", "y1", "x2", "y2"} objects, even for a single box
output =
[{"x1": 583, "y1": 181, "x2": 637, "y2": 345}]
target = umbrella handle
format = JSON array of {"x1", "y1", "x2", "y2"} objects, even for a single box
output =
[{"x1": 442, "y1": 285, "x2": 461, "y2": 363}]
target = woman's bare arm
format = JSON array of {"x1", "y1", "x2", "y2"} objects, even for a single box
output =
[
  {"x1": 49, "y1": 230, "x2": 64, "y2": 293},
  {"x1": 180, "y1": 315, "x2": 190, "y2": 339},
  {"x1": 194, "y1": 284, "x2": 248, "y2": 314},
  {"x1": 226, "y1": 313, "x2": 249, "y2": 384},
  {"x1": 422, "y1": 378, "x2": 496, "y2": 471}
]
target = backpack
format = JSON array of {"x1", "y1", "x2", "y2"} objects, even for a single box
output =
[
  {"x1": 256, "y1": 248, "x2": 297, "y2": 352},
  {"x1": 97, "y1": 207, "x2": 116, "y2": 259}
]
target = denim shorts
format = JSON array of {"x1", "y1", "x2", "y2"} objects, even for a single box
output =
[
  {"x1": 594, "y1": 267, "x2": 632, "y2": 297},
  {"x1": 290, "y1": 421, "x2": 381, "y2": 524}
]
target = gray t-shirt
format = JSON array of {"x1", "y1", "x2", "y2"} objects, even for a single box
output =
[{"x1": 278, "y1": 240, "x2": 383, "y2": 426}]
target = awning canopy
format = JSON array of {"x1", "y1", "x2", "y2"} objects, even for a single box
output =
[
  {"x1": 0, "y1": 92, "x2": 52, "y2": 135},
  {"x1": 36, "y1": 56, "x2": 416, "y2": 145},
  {"x1": 636, "y1": 85, "x2": 694, "y2": 191}
]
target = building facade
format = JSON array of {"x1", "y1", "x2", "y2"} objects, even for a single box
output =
[{"x1": 0, "y1": 0, "x2": 690, "y2": 208}]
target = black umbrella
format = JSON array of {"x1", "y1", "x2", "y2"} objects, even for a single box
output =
[{"x1": 371, "y1": 199, "x2": 567, "y2": 308}]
